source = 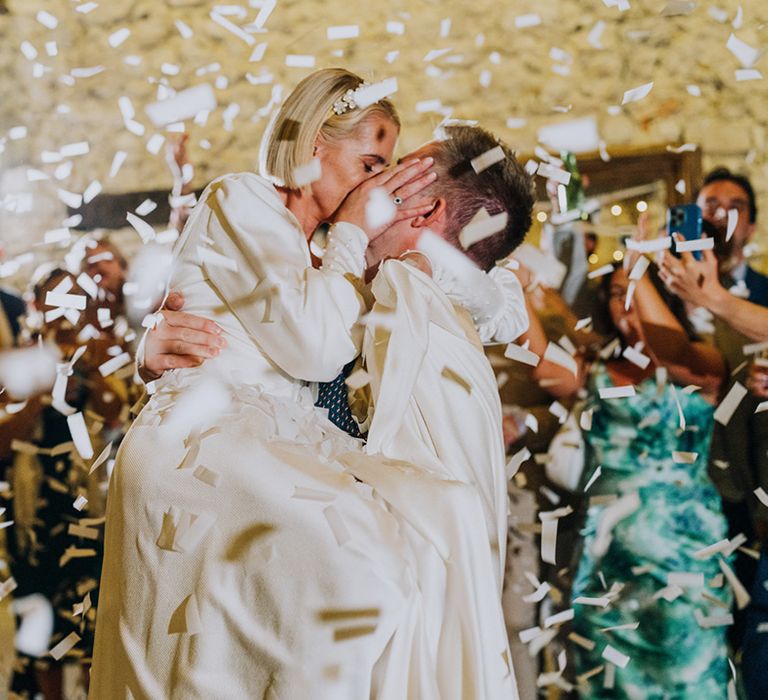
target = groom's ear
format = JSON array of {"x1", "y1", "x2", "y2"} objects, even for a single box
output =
[{"x1": 410, "y1": 197, "x2": 447, "y2": 228}]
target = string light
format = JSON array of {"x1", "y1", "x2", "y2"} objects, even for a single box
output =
[
  {"x1": 636, "y1": 200, "x2": 648, "y2": 212},
  {"x1": 613, "y1": 250, "x2": 624, "y2": 261},
  {"x1": 536, "y1": 211, "x2": 548, "y2": 223},
  {"x1": 611, "y1": 204, "x2": 622, "y2": 216}
]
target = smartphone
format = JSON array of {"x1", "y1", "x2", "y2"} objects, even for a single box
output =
[{"x1": 667, "y1": 203, "x2": 703, "y2": 260}]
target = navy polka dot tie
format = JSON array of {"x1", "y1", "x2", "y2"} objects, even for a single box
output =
[{"x1": 315, "y1": 361, "x2": 363, "y2": 438}]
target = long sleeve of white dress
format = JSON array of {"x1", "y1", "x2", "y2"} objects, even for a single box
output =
[
  {"x1": 431, "y1": 259, "x2": 529, "y2": 344},
  {"x1": 183, "y1": 173, "x2": 367, "y2": 382}
]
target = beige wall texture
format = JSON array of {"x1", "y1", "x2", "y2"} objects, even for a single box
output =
[{"x1": 0, "y1": 0, "x2": 767, "y2": 262}]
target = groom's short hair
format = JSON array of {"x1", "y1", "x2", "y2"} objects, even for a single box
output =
[{"x1": 429, "y1": 126, "x2": 535, "y2": 271}]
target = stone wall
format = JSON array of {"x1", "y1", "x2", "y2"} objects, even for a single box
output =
[{"x1": 1, "y1": 0, "x2": 767, "y2": 264}]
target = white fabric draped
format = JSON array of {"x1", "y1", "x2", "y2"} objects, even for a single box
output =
[{"x1": 90, "y1": 173, "x2": 518, "y2": 699}]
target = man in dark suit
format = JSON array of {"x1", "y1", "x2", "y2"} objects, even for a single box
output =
[{"x1": 694, "y1": 168, "x2": 768, "y2": 699}]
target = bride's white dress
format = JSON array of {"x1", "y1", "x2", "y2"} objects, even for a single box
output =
[{"x1": 90, "y1": 172, "x2": 523, "y2": 699}]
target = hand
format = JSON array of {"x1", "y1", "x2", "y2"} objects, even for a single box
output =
[
  {"x1": 502, "y1": 414, "x2": 521, "y2": 451},
  {"x1": 141, "y1": 291, "x2": 227, "y2": 380},
  {"x1": 747, "y1": 361, "x2": 768, "y2": 399},
  {"x1": 659, "y1": 240, "x2": 725, "y2": 310},
  {"x1": 333, "y1": 158, "x2": 437, "y2": 241}
]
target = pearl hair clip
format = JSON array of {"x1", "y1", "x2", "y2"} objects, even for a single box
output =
[{"x1": 332, "y1": 83, "x2": 370, "y2": 116}]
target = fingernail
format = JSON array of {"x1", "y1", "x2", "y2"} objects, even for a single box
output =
[
  {"x1": 427, "y1": 172, "x2": 437, "y2": 180},
  {"x1": 423, "y1": 157, "x2": 434, "y2": 166}
]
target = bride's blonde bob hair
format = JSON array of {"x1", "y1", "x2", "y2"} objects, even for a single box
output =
[{"x1": 259, "y1": 68, "x2": 400, "y2": 190}]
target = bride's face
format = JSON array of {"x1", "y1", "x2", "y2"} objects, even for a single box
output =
[{"x1": 312, "y1": 115, "x2": 399, "y2": 220}]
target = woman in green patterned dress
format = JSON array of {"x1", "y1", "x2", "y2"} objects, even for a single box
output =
[{"x1": 570, "y1": 264, "x2": 732, "y2": 698}]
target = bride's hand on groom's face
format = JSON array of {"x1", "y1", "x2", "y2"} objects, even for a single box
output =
[
  {"x1": 333, "y1": 158, "x2": 437, "y2": 241},
  {"x1": 141, "y1": 291, "x2": 227, "y2": 380}
]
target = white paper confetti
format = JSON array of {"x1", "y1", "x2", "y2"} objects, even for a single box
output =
[
  {"x1": 108, "y1": 28, "x2": 131, "y2": 48},
  {"x1": 602, "y1": 645, "x2": 630, "y2": 669},
  {"x1": 544, "y1": 342, "x2": 578, "y2": 376},
  {"x1": 459, "y1": 209, "x2": 508, "y2": 248},
  {"x1": 36, "y1": 10, "x2": 58, "y2": 30},
  {"x1": 49, "y1": 632, "x2": 80, "y2": 661},
  {"x1": 67, "y1": 413, "x2": 94, "y2": 460},
  {"x1": 599, "y1": 385, "x2": 636, "y2": 399},
  {"x1": 675, "y1": 237, "x2": 715, "y2": 253},
  {"x1": 292, "y1": 159, "x2": 322, "y2": 187},
  {"x1": 471, "y1": 146, "x2": 506, "y2": 174},
  {"x1": 146, "y1": 84, "x2": 217, "y2": 127},
  {"x1": 126, "y1": 212, "x2": 156, "y2": 244},
  {"x1": 726, "y1": 33, "x2": 760, "y2": 68},
  {"x1": 621, "y1": 82, "x2": 654, "y2": 105},
  {"x1": 353, "y1": 78, "x2": 399, "y2": 109},
  {"x1": 285, "y1": 54, "x2": 316, "y2": 68},
  {"x1": 714, "y1": 382, "x2": 747, "y2": 425},
  {"x1": 327, "y1": 25, "x2": 360, "y2": 40},
  {"x1": 365, "y1": 187, "x2": 397, "y2": 229}
]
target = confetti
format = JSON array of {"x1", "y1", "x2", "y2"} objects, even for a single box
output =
[
  {"x1": 36, "y1": 10, "x2": 59, "y2": 29},
  {"x1": 583, "y1": 465, "x2": 602, "y2": 491},
  {"x1": 58, "y1": 189, "x2": 83, "y2": 209},
  {"x1": 719, "y1": 558, "x2": 751, "y2": 610},
  {"x1": 755, "y1": 487, "x2": 768, "y2": 508},
  {"x1": 353, "y1": 78, "x2": 399, "y2": 110},
  {"x1": 672, "y1": 451, "x2": 698, "y2": 464},
  {"x1": 67, "y1": 412, "x2": 94, "y2": 460},
  {"x1": 193, "y1": 465, "x2": 221, "y2": 488},
  {"x1": 675, "y1": 237, "x2": 714, "y2": 253},
  {"x1": 49, "y1": 632, "x2": 80, "y2": 661},
  {"x1": 599, "y1": 385, "x2": 635, "y2": 399},
  {"x1": 602, "y1": 645, "x2": 630, "y2": 669},
  {"x1": 622, "y1": 345, "x2": 650, "y2": 370},
  {"x1": 506, "y1": 446, "x2": 531, "y2": 479},
  {"x1": 574, "y1": 595, "x2": 611, "y2": 607},
  {"x1": 126, "y1": 212, "x2": 156, "y2": 244},
  {"x1": 285, "y1": 55, "x2": 316, "y2": 68},
  {"x1": 714, "y1": 382, "x2": 747, "y2": 425},
  {"x1": 515, "y1": 14, "x2": 542, "y2": 28},
  {"x1": 735, "y1": 69, "x2": 763, "y2": 81},
  {"x1": 88, "y1": 441, "x2": 113, "y2": 475},
  {"x1": 365, "y1": 187, "x2": 397, "y2": 229},
  {"x1": 668, "y1": 572, "x2": 704, "y2": 586},
  {"x1": 459, "y1": 209, "x2": 508, "y2": 249},
  {"x1": 98, "y1": 352, "x2": 132, "y2": 378},
  {"x1": 327, "y1": 25, "x2": 360, "y2": 40},
  {"x1": 621, "y1": 82, "x2": 654, "y2": 105},
  {"x1": 344, "y1": 368, "x2": 371, "y2": 391},
  {"x1": 588, "y1": 264, "x2": 616, "y2": 280},
  {"x1": 544, "y1": 608, "x2": 574, "y2": 627},
  {"x1": 83, "y1": 180, "x2": 102, "y2": 204},
  {"x1": 471, "y1": 146, "x2": 506, "y2": 174},
  {"x1": 661, "y1": 1, "x2": 697, "y2": 15},
  {"x1": 292, "y1": 159, "x2": 322, "y2": 187},
  {"x1": 544, "y1": 342, "x2": 578, "y2": 376},
  {"x1": 109, "y1": 151, "x2": 128, "y2": 178},
  {"x1": 145, "y1": 84, "x2": 217, "y2": 127},
  {"x1": 726, "y1": 209, "x2": 739, "y2": 241},
  {"x1": 108, "y1": 28, "x2": 131, "y2": 48},
  {"x1": 726, "y1": 33, "x2": 760, "y2": 68},
  {"x1": 536, "y1": 162, "x2": 571, "y2": 185},
  {"x1": 210, "y1": 10, "x2": 256, "y2": 45}
]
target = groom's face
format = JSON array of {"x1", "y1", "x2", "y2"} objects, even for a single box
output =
[{"x1": 365, "y1": 142, "x2": 448, "y2": 268}]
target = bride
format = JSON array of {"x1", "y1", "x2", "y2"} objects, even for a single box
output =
[{"x1": 90, "y1": 68, "x2": 437, "y2": 699}]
